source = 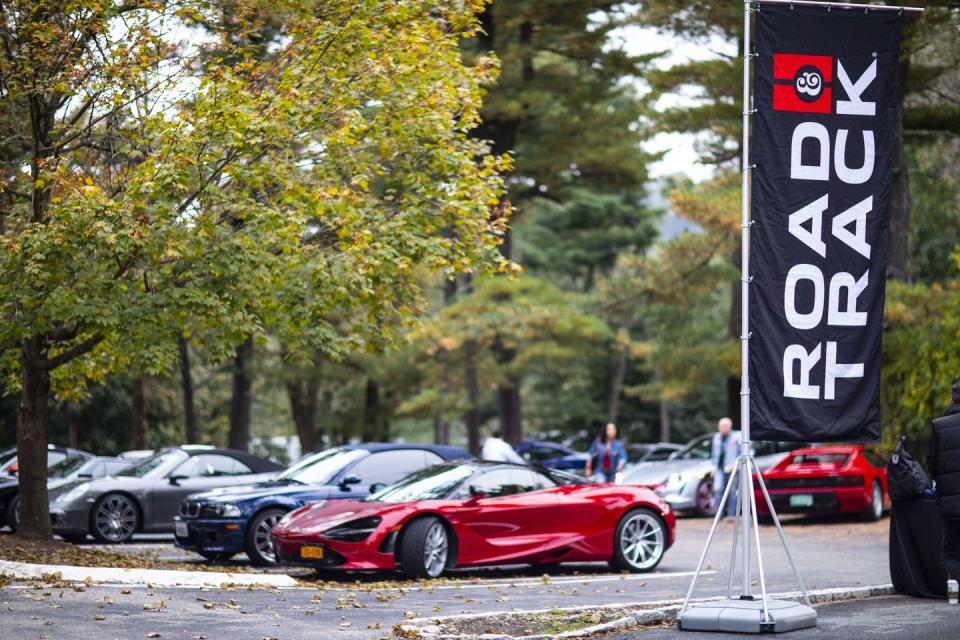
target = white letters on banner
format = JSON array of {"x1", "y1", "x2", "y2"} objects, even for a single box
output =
[{"x1": 781, "y1": 54, "x2": 877, "y2": 401}]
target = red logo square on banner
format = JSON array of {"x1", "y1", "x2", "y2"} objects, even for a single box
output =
[{"x1": 772, "y1": 53, "x2": 833, "y2": 113}]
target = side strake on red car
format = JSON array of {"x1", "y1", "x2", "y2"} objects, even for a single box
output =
[{"x1": 271, "y1": 461, "x2": 676, "y2": 579}]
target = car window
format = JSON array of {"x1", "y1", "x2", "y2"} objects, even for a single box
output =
[
  {"x1": 48, "y1": 456, "x2": 90, "y2": 479},
  {"x1": 862, "y1": 450, "x2": 884, "y2": 468},
  {"x1": 173, "y1": 454, "x2": 252, "y2": 478},
  {"x1": 463, "y1": 467, "x2": 556, "y2": 498},
  {"x1": 650, "y1": 447, "x2": 678, "y2": 461},
  {"x1": 345, "y1": 450, "x2": 443, "y2": 486},
  {"x1": 679, "y1": 436, "x2": 713, "y2": 460},
  {"x1": 118, "y1": 450, "x2": 189, "y2": 478},
  {"x1": 367, "y1": 464, "x2": 475, "y2": 503},
  {"x1": 789, "y1": 452, "x2": 850, "y2": 466},
  {"x1": 522, "y1": 445, "x2": 560, "y2": 463},
  {"x1": 104, "y1": 460, "x2": 132, "y2": 475}
]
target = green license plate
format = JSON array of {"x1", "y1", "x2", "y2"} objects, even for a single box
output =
[{"x1": 790, "y1": 494, "x2": 814, "y2": 508}]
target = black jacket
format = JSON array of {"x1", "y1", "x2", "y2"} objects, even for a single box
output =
[{"x1": 928, "y1": 403, "x2": 960, "y2": 518}]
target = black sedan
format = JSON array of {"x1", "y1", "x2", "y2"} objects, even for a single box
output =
[{"x1": 49, "y1": 446, "x2": 282, "y2": 543}]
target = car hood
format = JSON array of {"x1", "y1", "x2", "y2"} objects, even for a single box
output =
[
  {"x1": 621, "y1": 459, "x2": 713, "y2": 485},
  {"x1": 187, "y1": 480, "x2": 328, "y2": 504},
  {"x1": 273, "y1": 498, "x2": 396, "y2": 537}
]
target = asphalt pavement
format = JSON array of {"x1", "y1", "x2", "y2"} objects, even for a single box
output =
[
  {"x1": 0, "y1": 515, "x2": 901, "y2": 639},
  {"x1": 604, "y1": 596, "x2": 960, "y2": 640}
]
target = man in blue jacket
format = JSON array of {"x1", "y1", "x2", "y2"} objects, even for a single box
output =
[{"x1": 711, "y1": 417, "x2": 742, "y2": 519}]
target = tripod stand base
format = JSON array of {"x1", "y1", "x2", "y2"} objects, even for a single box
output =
[{"x1": 677, "y1": 598, "x2": 817, "y2": 634}]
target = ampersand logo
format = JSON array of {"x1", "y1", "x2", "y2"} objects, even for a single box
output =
[{"x1": 773, "y1": 53, "x2": 833, "y2": 113}]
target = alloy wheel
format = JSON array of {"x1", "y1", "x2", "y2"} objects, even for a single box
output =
[
  {"x1": 94, "y1": 495, "x2": 137, "y2": 542},
  {"x1": 619, "y1": 511, "x2": 665, "y2": 571},
  {"x1": 254, "y1": 513, "x2": 283, "y2": 563},
  {"x1": 422, "y1": 522, "x2": 448, "y2": 578},
  {"x1": 872, "y1": 483, "x2": 883, "y2": 519}
]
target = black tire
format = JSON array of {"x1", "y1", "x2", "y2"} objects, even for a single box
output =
[
  {"x1": 694, "y1": 479, "x2": 716, "y2": 517},
  {"x1": 861, "y1": 480, "x2": 884, "y2": 522},
  {"x1": 198, "y1": 551, "x2": 236, "y2": 562},
  {"x1": 610, "y1": 508, "x2": 667, "y2": 573},
  {"x1": 59, "y1": 534, "x2": 88, "y2": 544},
  {"x1": 398, "y1": 517, "x2": 452, "y2": 579},
  {"x1": 5, "y1": 495, "x2": 19, "y2": 532},
  {"x1": 245, "y1": 508, "x2": 286, "y2": 566},
  {"x1": 90, "y1": 493, "x2": 140, "y2": 543}
]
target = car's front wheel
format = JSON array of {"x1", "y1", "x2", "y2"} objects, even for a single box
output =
[
  {"x1": 398, "y1": 517, "x2": 452, "y2": 579},
  {"x1": 861, "y1": 480, "x2": 884, "y2": 522},
  {"x1": 91, "y1": 493, "x2": 140, "y2": 543},
  {"x1": 245, "y1": 508, "x2": 286, "y2": 566},
  {"x1": 610, "y1": 508, "x2": 667, "y2": 573},
  {"x1": 5, "y1": 495, "x2": 19, "y2": 532},
  {"x1": 695, "y1": 479, "x2": 716, "y2": 517}
]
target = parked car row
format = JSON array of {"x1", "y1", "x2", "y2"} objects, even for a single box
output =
[{"x1": 0, "y1": 433, "x2": 888, "y2": 579}]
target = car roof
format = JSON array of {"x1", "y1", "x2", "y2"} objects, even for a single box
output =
[
  {"x1": 157, "y1": 446, "x2": 284, "y2": 472},
  {"x1": 336, "y1": 443, "x2": 471, "y2": 460}
]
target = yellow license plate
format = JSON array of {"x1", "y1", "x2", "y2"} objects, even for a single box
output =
[{"x1": 300, "y1": 545, "x2": 324, "y2": 559}]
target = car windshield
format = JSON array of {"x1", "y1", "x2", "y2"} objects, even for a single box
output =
[
  {"x1": 278, "y1": 448, "x2": 367, "y2": 485},
  {"x1": 117, "y1": 450, "x2": 188, "y2": 478},
  {"x1": 0, "y1": 449, "x2": 17, "y2": 472},
  {"x1": 366, "y1": 464, "x2": 474, "y2": 503},
  {"x1": 47, "y1": 456, "x2": 90, "y2": 479}
]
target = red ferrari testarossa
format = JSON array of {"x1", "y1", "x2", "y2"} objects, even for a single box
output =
[
  {"x1": 271, "y1": 461, "x2": 676, "y2": 578},
  {"x1": 754, "y1": 445, "x2": 888, "y2": 521}
]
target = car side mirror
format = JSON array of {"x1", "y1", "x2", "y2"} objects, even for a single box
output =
[
  {"x1": 338, "y1": 474, "x2": 362, "y2": 491},
  {"x1": 78, "y1": 473, "x2": 93, "y2": 479},
  {"x1": 168, "y1": 475, "x2": 188, "y2": 485},
  {"x1": 369, "y1": 482, "x2": 386, "y2": 495}
]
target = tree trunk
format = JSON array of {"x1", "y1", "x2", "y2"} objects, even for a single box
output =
[
  {"x1": 65, "y1": 401, "x2": 79, "y2": 449},
  {"x1": 178, "y1": 336, "x2": 198, "y2": 443},
  {"x1": 362, "y1": 378, "x2": 380, "y2": 442},
  {"x1": 16, "y1": 336, "x2": 52, "y2": 540},
  {"x1": 659, "y1": 398, "x2": 671, "y2": 443},
  {"x1": 433, "y1": 415, "x2": 450, "y2": 445},
  {"x1": 228, "y1": 336, "x2": 254, "y2": 451},
  {"x1": 287, "y1": 376, "x2": 319, "y2": 455},
  {"x1": 888, "y1": 57, "x2": 911, "y2": 281},
  {"x1": 607, "y1": 345, "x2": 628, "y2": 424},
  {"x1": 130, "y1": 376, "x2": 148, "y2": 450},
  {"x1": 497, "y1": 379, "x2": 523, "y2": 445},
  {"x1": 464, "y1": 347, "x2": 482, "y2": 456}
]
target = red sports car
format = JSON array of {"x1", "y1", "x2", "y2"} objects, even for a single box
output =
[
  {"x1": 754, "y1": 445, "x2": 888, "y2": 521},
  {"x1": 271, "y1": 461, "x2": 676, "y2": 578}
]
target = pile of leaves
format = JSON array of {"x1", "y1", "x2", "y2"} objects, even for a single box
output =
[{"x1": 0, "y1": 536, "x2": 265, "y2": 574}]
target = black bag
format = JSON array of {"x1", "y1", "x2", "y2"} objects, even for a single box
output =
[{"x1": 887, "y1": 436, "x2": 930, "y2": 501}]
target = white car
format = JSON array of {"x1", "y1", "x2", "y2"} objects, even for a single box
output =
[{"x1": 619, "y1": 434, "x2": 801, "y2": 516}]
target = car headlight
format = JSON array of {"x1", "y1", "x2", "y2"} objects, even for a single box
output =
[
  {"x1": 57, "y1": 482, "x2": 90, "y2": 504},
  {"x1": 198, "y1": 503, "x2": 242, "y2": 518},
  {"x1": 321, "y1": 516, "x2": 382, "y2": 542},
  {"x1": 665, "y1": 473, "x2": 685, "y2": 493}
]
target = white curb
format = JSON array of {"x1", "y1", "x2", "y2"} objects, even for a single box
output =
[
  {"x1": 400, "y1": 583, "x2": 898, "y2": 639},
  {"x1": 0, "y1": 559, "x2": 299, "y2": 588}
]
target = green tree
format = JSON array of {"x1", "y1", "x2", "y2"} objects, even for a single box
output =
[{"x1": 0, "y1": 0, "x2": 510, "y2": 539}]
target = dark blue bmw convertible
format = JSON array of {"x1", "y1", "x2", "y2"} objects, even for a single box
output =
[{"x1": 173, "y1": 443, "x2": 470, "y2": 565}]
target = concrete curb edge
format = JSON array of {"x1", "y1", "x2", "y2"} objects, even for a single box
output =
[
  {"x1": 0, "y1": 558, "x2": 299, "y2": 588},
  {"x1": 396, "y1": 583, "x2": 897, "y2": 639}
]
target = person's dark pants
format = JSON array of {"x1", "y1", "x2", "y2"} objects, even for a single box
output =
[{"x1": 942, "y1": 517, "x2": 960, "y2": 579}]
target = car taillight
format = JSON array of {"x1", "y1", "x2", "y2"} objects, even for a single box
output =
[{"x1": 836, "y1": 475, "x2": 865, "y2": 487}]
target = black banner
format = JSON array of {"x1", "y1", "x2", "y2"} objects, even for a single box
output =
[{"x1": 749, "y1": 5, "x2": 902, "y2": 443}]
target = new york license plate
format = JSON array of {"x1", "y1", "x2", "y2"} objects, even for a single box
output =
[
  {"x1": 175, "y1": 521, "x2": 189, "y2": 538},
  {"x1": 300, "y1": 545, "x2": 324, "y2": 559},
  {"x1": 790, "y1": 494, "x2": 814, "y2": 508}
]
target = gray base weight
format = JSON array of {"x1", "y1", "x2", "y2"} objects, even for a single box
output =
[{"x1": 677, "y1": 598, "x2": 817, "y2": 634}]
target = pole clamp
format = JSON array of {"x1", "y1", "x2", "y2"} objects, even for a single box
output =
[
  {"x1": 743, "y1": 163, "x2": 757, "y2": 173},
  {"x1": 740, "y1": 331, "x2": 752, "y2": 340},
  {"x1": 743, "y1": 108, "x2": 757, "y2": 116},
  {"x1": 741, "y1": 275, "x2": 754, "y2": 283}
]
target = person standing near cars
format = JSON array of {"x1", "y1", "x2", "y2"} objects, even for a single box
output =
[
  {"x1": 927, "y1": 381, "x2": 960, "y2": 578},
  {"x1": 481, "y1": 430, "x2": 525, "y2": 464},
  {"x1": 585, "y1": 423, "x2": 627, "y2": 483},
  {"x1": 711, "y1": 417, "x2": 742, "y2": 518}
]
